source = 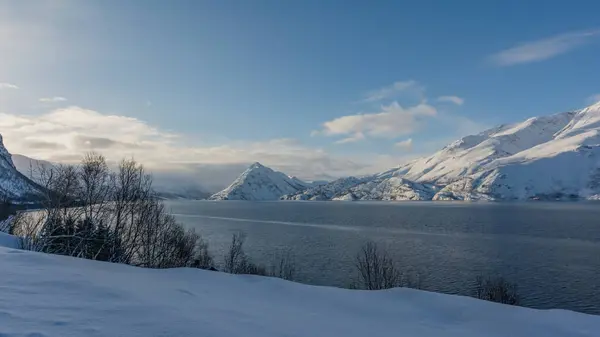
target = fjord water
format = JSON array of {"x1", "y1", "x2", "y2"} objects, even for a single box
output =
[{"x1": 166, "y1": 200, "x2": 600, "y2": 314}]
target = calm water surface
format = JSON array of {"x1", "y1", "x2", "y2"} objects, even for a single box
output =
[{"x1": 164, "y1": 200, "x2": 600, "y2": 315}]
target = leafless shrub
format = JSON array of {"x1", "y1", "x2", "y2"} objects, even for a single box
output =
[
  {"x1": 354, "y1": 241, "x2": 404, "y2": 290},
  {"x1": 475, "y1": 275, "x2": 520, "y2": 305},
  {"x1": 223, "y1": 232, "x2": 246, "y2": 273},
  {"x1": 192, "y1": 237, "x2": 214, "y2": 270},
  {"x1": 13, "y1": 153, "x2": 208, "y2": 269},
  {"x1": 223, "y1": 232, "x2": 267, "y2": 276},
  {"x1": 268, "y1": 249, "x2": 296, "y2": 281}
]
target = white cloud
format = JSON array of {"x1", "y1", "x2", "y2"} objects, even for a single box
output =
[
  {"x1": 363, "y1": 80, "x2": 420, "y2": 102},
  {"x1": 394, "y1": 138, "x2": 413, "y2": 151},
  {"x1": 335, "y1": 133, "x2": 365, "y2": 144},
  {"x1": 317, "y1": 102, "x2": 437, "y2": 140},
  {"x1": 0, "y1": 83, "x2": 19, "y2": 89},
  {"x1": 437, "y1": 95, "x2": 464, "y2": 105},
  {"x1": 0, "y1": 106, "x2": 400, "y2": 181},
  {"x1": 587, "y1": 93, "x2": 600, "y2": 104},
  {"x1": 39, "y1": 96, "x2": 67, "y2": 103},
  {"x1": 489, "y1": 29, "x2": 600, "y2": 66}
]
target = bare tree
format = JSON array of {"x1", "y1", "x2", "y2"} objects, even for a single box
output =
[
  {"x1": 79, "y1": 153, "x2": 111, "y2": 224},
  {"x1": 223, "y1": 232, "x2": 267, "y2": 275},
  {"x1": 192, "y1": 237, "x2": 214, "y2": 270},
  {"x1": 223, "y1": 232, "x2": 247, "y2": 273},
  {"x1": 475, "y1": 276, "x2": 520, "y2": 305},
  {"x1": 12, "y1": 153, "x2": 208, "y2": 270},
  {"x1": 268, "y1": 249, "x2": 296, "y2": 281},
  {"x1": 354, "y1": 241, "x2": 403, "y2": 290}
]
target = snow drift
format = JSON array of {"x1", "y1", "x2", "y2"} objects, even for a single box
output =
[{"x1": 0, "y1": 239, "x2": 598, "y2": 336}]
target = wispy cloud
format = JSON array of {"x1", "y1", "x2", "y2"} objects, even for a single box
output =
[
  {"x1": 363, "y1": 80, "x2": 420, "y2": 102},
  {"x1": 316, "y1": 102, "x2": 437, "y2": 140},
  {"x1": 0, "y1": 82, "x2": 19, "y2": 89},
  {"x1": 39, "y1": 96, "x2": 67, "y2": 103},
  {"x1": 489, "y1": 29, "x2": 600, "y2": 66},
  {"x1": 394, "y1": 138, "x2": 413, "y2": 151},
  {"x1": 437, "y1": 95, "x2": 464, "y2": 105},
  {"x1": 335, "y1": 133, "x2": 365, "y2": 144}
]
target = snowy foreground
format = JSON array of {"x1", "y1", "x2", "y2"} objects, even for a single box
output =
[{"x1": 0, "y1": 234, "x2": 598, "y2": 336}]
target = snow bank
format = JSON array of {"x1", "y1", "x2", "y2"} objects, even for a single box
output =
[
  {"x1": 0, "y1": 245, "x2": 597, "y2": 336},
  {"x1": 0, "y1": 231, "x2": 19, "y2": 249}
]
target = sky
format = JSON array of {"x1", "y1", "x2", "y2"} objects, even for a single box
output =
[{"x1": 1, "y1": 0, "x2": 599, "y2": 181}]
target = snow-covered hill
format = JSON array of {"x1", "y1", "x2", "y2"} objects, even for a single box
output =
[
  {"x1": 402, "y1": 102, "x2": 600, "y2": 200},
  {"x1": 0, "y1": 138, "x2": 42, "y2": 201},
  {"x1": 0, "y1": 235, "x2": 598, "y2": 336},
  {"x1": 282, "y1": 102, "x2": 600, "y2": 201},
  {"x1": 282, "y1": 176, "x2": 367, "y2": 200},
  {"x1": 332, "y1": 177, "x2": 437, "y2": 201},
  {"x1": 209, "y1": 162, "x2": 313, "y2": 200}
]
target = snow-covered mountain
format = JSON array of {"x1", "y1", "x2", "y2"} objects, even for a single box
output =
[
  {"x1": 11, "y1": 154, "x2": 55, "y2": 182},
  {"x1": 209, "y1": 162, "x2": 314, "y2": 200},
  {"x1": 392, "y1": 102, "x2": 600, "y2": 200},
  {"x1": 0, "y1": 139, "x2": 43, "y2": 201},
  {"x1": 282, "y1": 102, "x2": 600, "y2": 201},
  {"x1": 282, "y1": 176, "x2": 367, "y2": 200},
  {"x1": 332, "y1": 177, "x2": 437, "y2": 201}
]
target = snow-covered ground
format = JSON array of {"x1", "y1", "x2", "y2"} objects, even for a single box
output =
[{"x1": 0, "y1": 235, "x2": 598, "y2": 336}]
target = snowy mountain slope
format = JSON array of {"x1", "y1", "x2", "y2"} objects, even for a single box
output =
[
  {"x1": 425, "y1": 102, "x2": 600, "y2": 200},
  {"x1": 0, "y1": 139, "x2": 43, "y2": 201},
  {"x1": 332, "y1": 177, "x2": 437, "y2": 201},
  {"x1": 209, "y1": 162, "x2": 313, "y2": 200},
  {"x1": 281, "y1": 176, "x2": 367, "y2": 200},
  {"x1": 11, "y1": 154, "x2": 54, "y2": 182},
  {"x1": 398, "y1": 110, "x2": 578, "y2": 185},
  {"x1": 0, "y1": 239, "x2": 598, "y2": 336}
]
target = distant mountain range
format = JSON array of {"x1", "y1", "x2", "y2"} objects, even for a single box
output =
[
  {"x1": 4, "y1": 102, "x2": 600, "y2": 202},
  {"x1": 212, "y1": 102, "x2": 600, "y2": 201}
]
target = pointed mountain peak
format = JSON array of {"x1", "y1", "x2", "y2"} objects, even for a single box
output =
[
  {"x1": 209, "y1": 162, "x2": 309, "y2": 200},
  {"x1": 248, "y1": 162, "x2": 265, "y2": 169}
]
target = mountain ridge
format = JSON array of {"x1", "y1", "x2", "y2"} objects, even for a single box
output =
[{"x1": 239, "y1": 102, "x2": 600, "y2": 201}]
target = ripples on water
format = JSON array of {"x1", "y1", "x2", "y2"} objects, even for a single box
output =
[{"x1": 166, "y1": 200, "x2": 600, "y2": 315}]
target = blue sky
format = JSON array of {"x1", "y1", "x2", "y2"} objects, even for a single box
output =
[{"x1": 1, "y1": 0, "x2": 599, "y2": 179}]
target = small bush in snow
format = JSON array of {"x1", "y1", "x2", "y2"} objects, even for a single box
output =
[
  {"x1": 268, "y1": 249, "x2": 296, "y2": 281},
  {"x1": 223, "y1": 232, "x2": 267, "y2": 276},
  {"x1": 354, "y1": 241, "x2": 404, "y2": 290},
  {"x1": 475, "y1": 275, "x2": 520, "y2": 305}
]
